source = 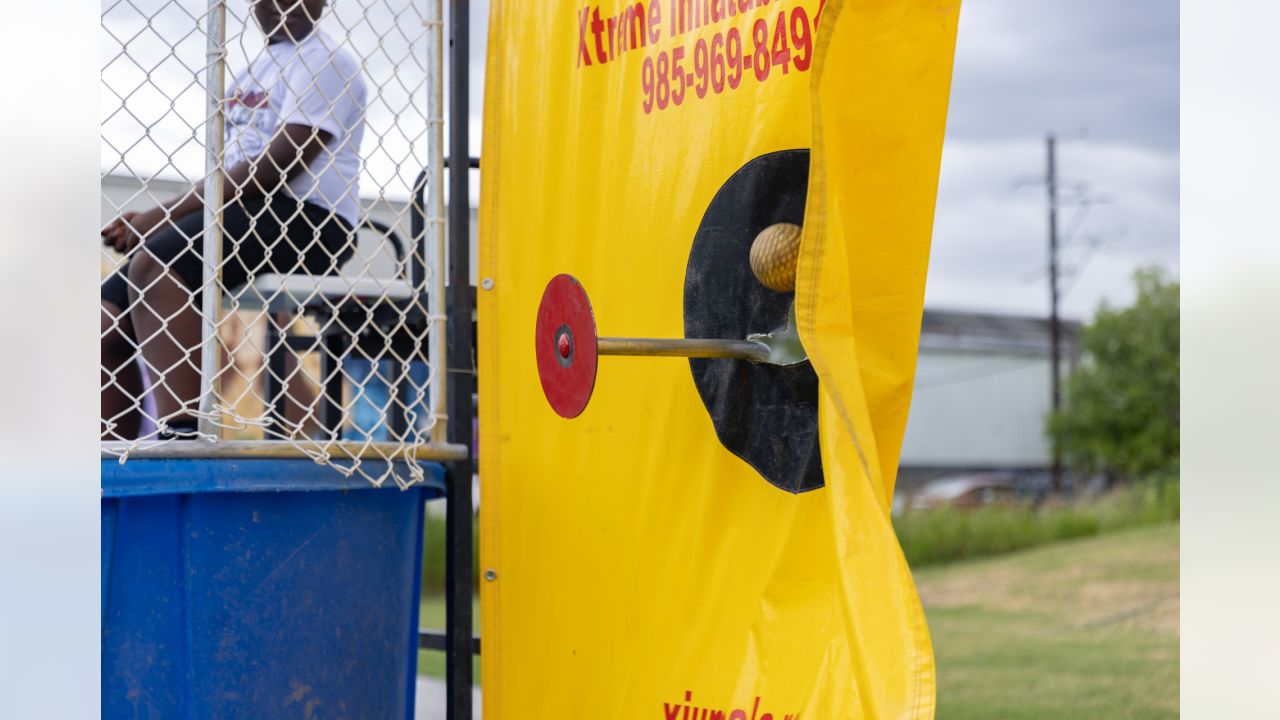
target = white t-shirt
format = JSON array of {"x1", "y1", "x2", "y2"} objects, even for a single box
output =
[{"x1": 224, "y1": 30, "x2": 367, "y2": 227}]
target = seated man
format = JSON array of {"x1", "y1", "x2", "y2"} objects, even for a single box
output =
[{"x1": 101, "y1": 0, "x2": 367, "y2": 439}]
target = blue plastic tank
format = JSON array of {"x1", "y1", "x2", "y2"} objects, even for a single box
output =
[{"x1": 101, "y1": 458, "x2": 444, "y2": 719}]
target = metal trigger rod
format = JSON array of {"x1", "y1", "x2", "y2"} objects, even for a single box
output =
[{"x1": 596, "y1": 337, "x2": 771, "y2": 363}]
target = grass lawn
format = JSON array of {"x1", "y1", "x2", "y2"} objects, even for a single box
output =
[
  {"x1": 917, "y1": 523, "x2": 1179, "y2": 719},
  {"x1": 416, "y1": 597, "x2": 480, "y2": 680},
  {"x1": 417, "y1": 523, "x2": 1180, "y2": 715}
]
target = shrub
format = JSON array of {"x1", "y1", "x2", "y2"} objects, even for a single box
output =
[
  {"x1": 1049, "y1": 268, "x2": 1179, "y2": 479},
  {"x1": 420, "y1": 509, "x2": 480, "y2": 596},
  {"x1": 895, "y1": 479, "x2": 1178, "y2": 567}
]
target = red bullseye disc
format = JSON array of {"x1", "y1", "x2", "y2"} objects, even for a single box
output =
[{"x1": 535, "y1": 274, "x2": 598, "y2": 418}]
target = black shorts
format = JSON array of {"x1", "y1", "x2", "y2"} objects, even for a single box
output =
[{"x1": 101, "y1": 195, "x2": 354, "y2": 315}]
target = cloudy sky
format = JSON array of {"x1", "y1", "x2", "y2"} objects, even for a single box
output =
[
  {"x1": 930, "y1": 0, "x2": 1178, "y2": 318},
  {"x1": 452, "y1": 0, "x2": 1179, "y2": 319},
  {"x1": 105, "y1": 0, "x2": 1177, "y2": 320}
]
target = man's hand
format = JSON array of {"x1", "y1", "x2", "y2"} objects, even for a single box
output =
[
  {"x1": 101, "y1": 123, "x2": 332, "y2": 253},
  {"x1": 101, "y1": 206, "x2": 169, "y2": 253},
  {"x1": 101, "y1": 212, "x2": 139, "y2": 253}
]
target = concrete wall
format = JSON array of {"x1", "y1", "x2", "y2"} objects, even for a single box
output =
[{"x1": 901, "y1": 348, "x2": 1055, "y2": 469}]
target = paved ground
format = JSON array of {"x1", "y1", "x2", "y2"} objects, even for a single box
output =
[{"x1": 414, "y1": 678, "x2": 482, "y2": 720}]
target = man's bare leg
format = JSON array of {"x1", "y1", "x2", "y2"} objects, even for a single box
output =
[
  {"x1": 127, "y1": 254, "x2": 202, "y2": 430},
  {"x1": 101, "y1": 300, "x2": 143, "y2": 438}
]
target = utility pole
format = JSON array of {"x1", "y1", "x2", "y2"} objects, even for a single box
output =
[{"x1": 1046, "y1": 134, "x2": 1063, "y2": 494}]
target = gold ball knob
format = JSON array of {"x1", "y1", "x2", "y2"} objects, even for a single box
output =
[{"x1": 749, "y1": 222, "x2": 802, "y2": 293}]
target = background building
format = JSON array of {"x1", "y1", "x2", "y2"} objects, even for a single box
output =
[{"x1": 898, "y1": 309, "x2": 1080, "y2": 490}]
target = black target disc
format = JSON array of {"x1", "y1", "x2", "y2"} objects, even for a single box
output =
[{"x1": 683, "y1": 150, "x2": 822, "y2": 494}]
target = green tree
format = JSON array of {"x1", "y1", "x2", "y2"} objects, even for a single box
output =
[{"x1": 1050, "y1": 267, "x2": 1179, "y2": 478}]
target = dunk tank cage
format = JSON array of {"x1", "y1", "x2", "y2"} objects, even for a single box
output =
[{"x1": 100, "y1": 1, "x2": 474, "y2": 717}]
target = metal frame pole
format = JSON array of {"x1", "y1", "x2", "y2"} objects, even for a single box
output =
[
  {"x1": 198, "y1": 0, "x2": 227, "y2": 438},
  {"x1": 427, "y1": 0, "x2": 448, "y2": 448},
  {"x1": 445, "y1": 0, "x2": 474, "y2": 717}
]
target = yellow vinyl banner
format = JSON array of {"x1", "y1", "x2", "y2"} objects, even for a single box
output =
[{"x1": 479, "y1": 1, "x2": 960, "y2": 717}]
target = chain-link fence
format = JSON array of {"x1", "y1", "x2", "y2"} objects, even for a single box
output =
[{"x1": 100, "y1": 0, "x2": 459, "y2": 488}]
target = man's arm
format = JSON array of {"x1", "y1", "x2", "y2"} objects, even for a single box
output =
[
  {"x1": 102, "y1": 124, "x2": 333, "y2": 252},
  {"x1": 165, "y1": 123, "x2": 334, "y2": 220}
]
